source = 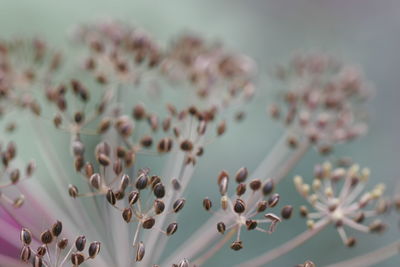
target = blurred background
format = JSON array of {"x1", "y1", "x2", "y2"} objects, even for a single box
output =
[{"x1": 0, "y1": 0, "x2": 399, "y2": 266}]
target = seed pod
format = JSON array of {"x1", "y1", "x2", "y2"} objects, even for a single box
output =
[
  {"x1": 154, "y1": 200, "x2": 165, "y2": 214},
  {"x1": 119, "y1": 174, "x2": 130, "y2": 192},
  {"x1": 122, "y1": 208, "x2": 133, "y2": 223},
  {"x1": 249, "y1": 179, "x2": 262, "y2": 191},
  {"x1": 75, "y1": 235, "x2": 86, "y2": 251},
  {"x1": 218, "y1": 170, "x2": 229, "y2": 195},
  {"x1": 98, "y1": 117, "x2": 111, "y2": 133},
  {"x1": 268, "y1": 193, "x2": 280, "y2": 208},
  {"x1": 133, "y1": 104, "x2": 146, "y2": 120},
  {"x1": 281, "y1": 205, "x2": 293, "y2": 219},
  {"x1": 346, "y1": 237, "x2": 356, "y2": 247},
  {"x1": 51, "y1": 221, "x2": 63, "y2": 237},
  {"x1": 113, "y1": 159, "x2": 123, "y2": 175},
  {"x1": 203, "y1": 198, "x2": 212, "y2": 211},
  {"x1": 234, "y1": 199, "x2": 246, "y2": 214},
  {"x1": 84, "y1": 162, "x2": 94, "y2": 178},
  {"x1": 136, "y1": 242, "x2": 145, "y2": 261},
  {"x1": 230, "y1": 241, "x2": 243, "y2": 251},
  {"x1": 236, "y1": 183, "x2": 247, "y2": 196},
  {"x1": 33, "y1": 255, "x2": 43, "y2": 267},
  {"x1": 136, "y1": 173, "x2": 148, "y2": 190},
  {"x1": 158, "y1": 138, "x2": 173, "y2": 153},
  {"x1": 36, "y1": 245, "x2": 46, "y2": 257},
  {"x1": 235, "y1": 167, "x2": 248, "y2": 183},
  {"x1": 40, "y1": 230, "x2": 53, "y2": 244},
  {"x1": 20, "y1": 228, "x2": 32, "y2": 245},
  {"x1": 255, "y1": 201, "x2": 267, "y2": 213},
  {"x1": 106, "y1": 189, "x2": 116, "y2": 205},
  {"x1": 262, "y1": 179, "x2": 274, "y2": 195},
  {"x1": 97, "y1": 153, "x2": 111, "y2": 166},
  {"x1": 90, "y1": 173, "x2": 101, "y2": 190},
  {"x1": 153, "y1": 183, "x2": 165, "y2": 198},
  {"x1": 178, "y1": 259, "x2": 189, "y2": 267},
  {"x1": 172, "y1": 179, "x2": 181, "y2": 191},
  {"x1": 129, "y1": 191, "x2": 140, "y2": 205},
  {"x1": 217, "y1": 120, "x2": 226, "y2": 136},
  {"x1": 71, "y1": 252, "x2": 85, "y2": 265},
  {"x1": 140, "y1": 136, "x2": 153, "y2": 147},
  {"x1": 217, "y1": 222, "x2": 226, "y2": 234},
  {"x1": 166, "y1": 222, "x2": 178, "y2": 236},
  {"x1": 143, "y1": 217, "x2": 155, "y2": 229},
  {"x1": 180, "y1": 140, "x2": 193, "y2": 151},
  {"x1": 68, "y1": 184, "x2": 79, "y2": 198},
  {"x1": 58, "y1": 238, "x2": 68, "y2": 249},
  {"x1": 246, "y1": 220, "x2": 258, "y2": 230},
  {"x1": 20, "y1": 246, "x2": 31, "y2": 262},
  {"x1": 88, "y1": 241, "x2": 101, "y2": 258},
  {"x1": 173, "y1": 199, "x2": 185, "y2": 213}
]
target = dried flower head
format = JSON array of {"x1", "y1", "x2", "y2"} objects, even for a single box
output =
[
  {"x1": 270, "y1": 53, "x2": 371, "y2": 154},
  {"x1": 19, "y1": 221, "x2": 100, "y2": 266},
  {"x1": 203, "y1": 168, "x2": 291, "y2": 250},
  {"x1": 294, "y1": 162, "x2": 387, "y2": 246}
]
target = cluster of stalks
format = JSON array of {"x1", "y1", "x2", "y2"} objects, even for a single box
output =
[{"x1": 0, "y1": 19, "x2": 398, "y2": 267}]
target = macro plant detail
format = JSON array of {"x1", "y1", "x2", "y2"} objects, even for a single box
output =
[{"x1": 0, "y1": 16, "x2": 398, "y2": 267}]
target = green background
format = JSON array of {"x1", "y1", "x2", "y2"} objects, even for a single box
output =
[{"x1": 0, "y1": 0, "x2": 399, "y2": 266}]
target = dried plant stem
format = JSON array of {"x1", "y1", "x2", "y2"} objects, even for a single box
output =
[
  {"x1": 326, "y1": 241, "x2": 400, "y2": 267},
  {"x1": 235, "y1": 218, "x2": 330, "y2": 267},
  {"x1": 164, "y1": 132, "x2": 308, "y2": 265},
  {"x1": 193, "y1": 228, "x2": 237, "y2": 266}
]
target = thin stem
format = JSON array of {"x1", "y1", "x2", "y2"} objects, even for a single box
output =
[
  {"x1": 235, "y1": 218, "x2": 330, "y2": 267},
  {"x1": 326, "y1": 241, "x2": 400, "y2": 267},
  {"x1": 193, "y1": 228, "x2": 237, "y2": 266}
]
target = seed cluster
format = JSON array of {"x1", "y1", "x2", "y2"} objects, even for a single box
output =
[
  {"x1": 270, "y1": 53, "x2": 370, "y2": 154},
  {"x1": 20, "y1": 221, "x2": 100, "y2": 266},
  {"x1": 203, "y1": 167, "x2": 292, "y2": 250},
  {"x1": 294, "y1": 162, "x2": 387, "y2": 247},
  {"x1": 0, "y1": 141, "x2": 35, "y2": 207}
]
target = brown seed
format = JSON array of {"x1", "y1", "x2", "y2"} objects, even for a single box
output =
[
  {"x1": 98, "y1": 117, "x2": 111, "y2": 133},
  {"x1": 281, "y1": 205, "x2": 293, "y2": 219},
  {"x1": 217, "y1": 120, "x2": 226, "y2": 136},
  {"x1": 217, "y1": 222, "x2": 226, "y2": 234},
  {"x1": 136, "y1": 173, "x2": 148, "y2": 190},
  {"x1": 129, "y1": 191, "x2": 140, "y2": 205},
  {"x1": 369, "y1": 220, "x2": 386, "y2": 233},
  {"x1": 218, "y1": 170, "x2": 229, "y2": 195},
  {"x1": 249, "y1": 179, "x2": 262, "y2": 191},
  {"x1": 262, "y1": 179, "x2": 274, "y2": 195},
  {"x1": 10, "y1": 169, "x2": 20, "y2": 184},
  {"x1": 172, "y1": 179, "x2": 181, "y2": 191},
  {"x1": 346, "y1": 237, "x2": 357, "y2": 247},
  {"x1": 88, "y1": 241, "x2": 101, "y2": 258},
  {"x1": 33, "y1": 255, "x2": 43, "y2": 267},
  {"x1": 157, "y1": 138, "x2": 173, "y2": 153},
  {"x1": 236, "y1": 183, "x2": 247, "y2": 196},
  {"x1": 106, "y1": 189, "x2": 116, "y2": 205},
  {"x1": 36, "y1": 245, "x2": 46, "y2": 256},
  {"x1": 173, "y1": 199, "x2": 185, "y2": 213},
  {"x1": 20, "y1": 228, "x2": 32, "y2": 245},
  {"x1": 257, "y1": 201, "x2": 268, "y2": 213},
  {"x1": 268, "y1": 193, "x2": 280, "y2": 208},
  {"x1": 133, "y1": 104, "x2": 146, "y2": 120},
  {"x1": 122, "y1": 208, "x2": 133, "y2": 223},
  {"x1": 136, "y1": 241, "x2": 145, "y2": 261},
  {"x1": 97, "y1": 153, "x2": 111, "y2": 166},
  {"x1": 84, "y1": 162, "x2": 94, "y2": 178},
  {"x1": 143, "y1": 217, "x2": 156, "y2": 229},
  {"x1": 68, "y1": 184, "x2": 79, "y2": 198},
  {"x1": 113, "y1": 159, "x2": 123, "y2": 175},
  {"x1": 235, "y1": 167, "x2": 248, "y2": 183},
  {"x1": 51, "y1": 221, "x2": 62, "y2": 237},
  {"x1": 354, "y1": 212, "x2": 365, "y2": 223},
  {"x1": 90, "y1": 173, "x2": 101, "y2": 190},
  {"x1": 20, "y1": 246, "x2": 31, "y2": 262},
  {"x1": 180, "y1": 140, "x2": 193, "y2": 151},
  {"x1": 166, "y1": 222, "x2": 178, "y2": 236},
  {"x1": 234, "y1": 199, "x2": 246, "y2": 214},
  {"x1": 58, "y1": 238, "x2": 68, "y2": 249},
  {"x1": 26, "y1": 161, "x2": 36, "y2": 176},
  {"x1": 154, "y1": 200, "x2": 165, "y2": 214},
  {"x1": 75, "y1": 235, "x2": 86, "y2": 251},
  {"x1": 120, "y1": 174, "x2": 130, "y2": 192},
  {"x1": 153, "y1": 183, "x2": 166, "y2": 198},
  {"x1": 71, "y1": 252, "x2": 85, "y2": 265},
  {"x1": 246, "y1": 220, "x2": 258, "y2": 230},
  {"x1": 230, "y1": 241, "x2": 243, "y2": 251},
  {"x1": 300, "y1": 205, "x2": 308, "y2": 217},
  {"x1": 203, "y1": 198, "x2": 212, "y2": 211},
  {"x1": 40, "y1": 230, "x2": 53, "y2": 244}
]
